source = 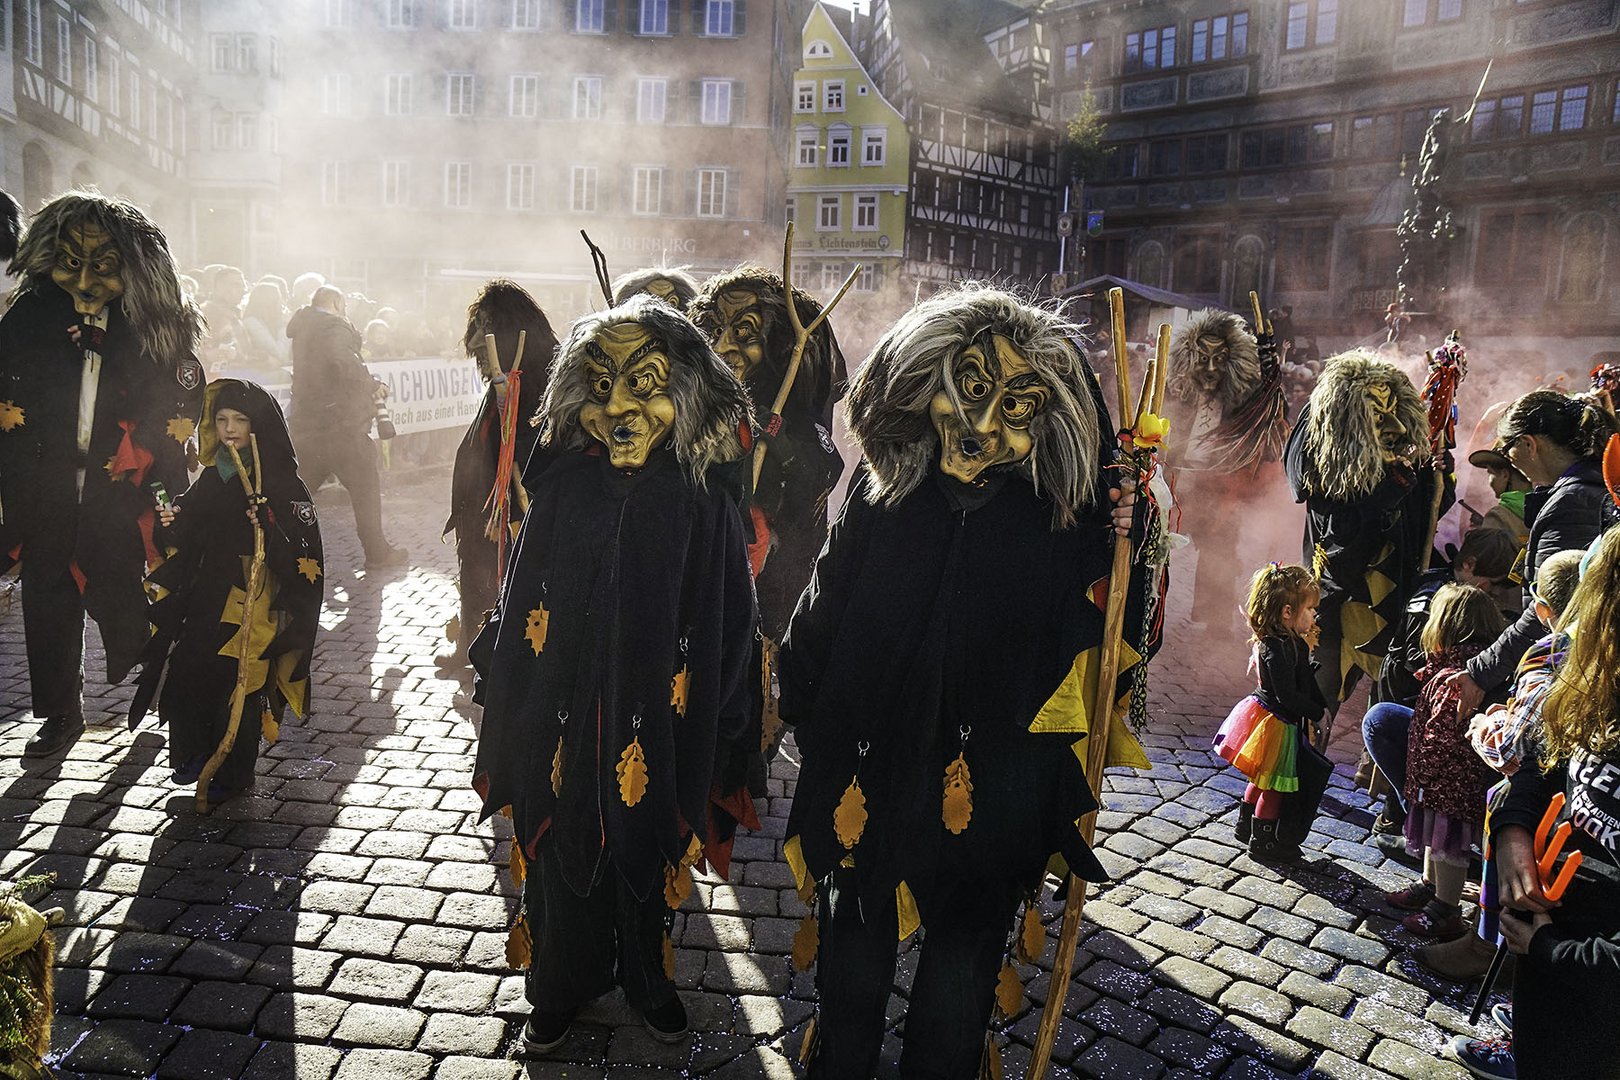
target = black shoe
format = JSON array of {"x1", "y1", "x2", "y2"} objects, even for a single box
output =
[
  {"x1": 640, "y1": 995, "x2": 689, "y2": 1044},
  {"x1": 522, "y1": 1009, "x2": 575, "y2": 1055},
  {"x1": 1248, "y1": 818, "x2": 1300, "y2": 864},
  {"x1": 1234, "y1": 803, "x2": 1254, "y2": 845},
  {"x1": 364, "y1": 545, "x2": 409, "y2": 570},
  {"x1": 172, "y1": 755, "x2": 207, "y2": 786},
  {"x1": 23, "y1": 714, "x2": 84, "y2": 757}
]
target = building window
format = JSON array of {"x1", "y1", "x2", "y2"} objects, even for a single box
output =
[
  {"x1": 573, "y1": 76, "x2": 602, "y2": 120},
  {"x1": 700, "y1": 80, "x2": 732, "y2": 124},
  {"x1": 510, "y1": 74, "x2": 539, "y2": 117},
  {"x1": 1477, "y1": 208, "x2": 1551, "y2": 285},
  {"x1": 704, "y1": 0, "x2": 736, "y2": 36},
  {"x1": 637, "y1": 78, "x2": 667, "y2": 123},
  {"x1": 1403, "y1": 0, "x2": 1462, "y2": 26},
  {"x1": 212, "y1": 110, "x2": 233, "y2": 150},
  {"x1": 1352, "y1": 114, "x2": 1398, "y2": 157},
  {"x1": 447, "y1": 0, "x2": 476, "y2": 29},
  {"x1": 445, "y1": 161, "x2": 472, "y2": 209},
  {"x1": 639, "y1": 0, "x2": 668, "y2": 34},
  {"x1": 795, "y1": 81, "x2": 815, "y2": 112},
  {"x1": 1556, "y1": 214, "x2": 1605, "y2": 304},
  {"x1": 824, "y1": 80, "x2": 844, "y2": 111},
  {"x1": 211, "y1": 33, "x2": 232, "y2": 72},
  {"x1": 55, "y1": 14, "x2": 70, "y2": 83},
  {"x1": 632, "y1": 166, "x2": 662, "y2": 214},
  {"x1": 512, "y1": 0, "x2": 540, "y2": 29},
  {"x1": 1285, "y1": 0, "x2": 1336, "y2": 49},
  {"x1": 796, "y1": 127, "x2": 817, "y2": 167},
  {"x1": 129, "y1": 70, "x2": 142, "y2": 128},
  {"x1": 507, "y1": 163, "x2": 535, "y2": 210},
  {"x1": 1531, "y1": 84, "x2": 1588, "y2": 134},
  {"x1": 1276, "y1": 224, "x2": 1331, "y2": 290},
  {"x1": 447, "y1": 73, "x2": 476, "y2": 116},
  {"x1": 791, "y1": 261, "x2": 815, "y2": 290},
  {"x1": 23, "y1": 0, "x2": 41, "y2": 64},
  {"x1": 854, "y1": 263, "x2": 877, "y2": 291},
  {"x1": 1175, "y1": 234, "x2": 1224, "y2": 294},
  {"x1": 571, "y1": 165, "x2": 598, "y2": 212},
  {"x1": 236, "y1": 113, "x2": 257, "y2": 149},
  {"x1": 1063, "y1": 41, "x2": 1095, "y2": 76},
  {"x1": 384, "y1": 73, "x2": 412, "y2": 115},
  {"x1": 1191, "y1": 12, "x2": 1247, "y2": 63},
  {"x1": 382, "y1": 160, "x2": 409, "y2": 206},
  {"x1": 269, "y1": 38, "x2": 281, "y2": 76},
  {"x1": 820, "y1": 262, "x2": 843, "y2": 291},
  {"x1": 325, "y1": 0, "x2": 352, "y2": 27},
  {"x1": 828, "y1": 128, "x2": 851, "y2": 167},
  {"x1": 854, "y1": 194, "x2": 878, "y2": 231},
  {"x1": 1148, "y1": 139, "x2": 1181, "y2": 176},
  {"x1": 861, "y1": 128, "x2": 886, "y2": 165},
  {"x1": 234, "y1": 34, "x2": 256, "y2": 71},
  {"x1": 576, "y1": 0, "x2": 604, "y2": 32},
  {"x1": 322, "y1": 73, "x2": 350, "y2": 115},
  {"x1": 83, "y1": 39, "x2": 98, "y2": 101},
  {"x1": 384, "y1": 0, "x2": 417, "y2": 28},
  {"x1": 696, "y1": 168, "x2": 727, "y2": 216},
  {"x1": 321, "y1": 160, "x2": 348, "y2": 206},
  {"x1": 817, "y1": 194, "x2": 840, "y2": 230},
  {"x1": 1124, "y1": 25, "x2": 1175, "y2": 73},
  {"x1": 107, "y1": 52, "x2": 121, "y2": 115},
  {"x1": 1239, "y1": 122, "x2": 1333, "y2": 168},
  {"x1": 1185, "y1": 132, "x2": 1229, "y2": 173},
  {"x1": 806, "y1": 40, "x2": 832, "y2": 59}
]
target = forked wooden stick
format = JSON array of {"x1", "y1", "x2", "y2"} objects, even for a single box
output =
[{"x1": 1031, "y1": 289, "x2": 1166, "y2": 1077}]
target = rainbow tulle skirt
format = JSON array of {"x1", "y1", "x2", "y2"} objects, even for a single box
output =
[{"x1": 1213, "y1": 696, "x2": 1300, "y2": 793}]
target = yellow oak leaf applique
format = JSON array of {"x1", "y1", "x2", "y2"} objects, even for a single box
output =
[
  {"x1": 550, "y1": 736, "x2": 564, "y2": 797},
  {"x1": 1017, "y1": 904, "x2": 1044, "y2": 964},
  {"x1": 791, "y1": 912, "x2": 819, "y2": 971},
  {"x1": 0, "y1": 400, "x2": 24, "y2": 431},
  {"x1": 297, "y1": 557, "x2": 322, "y2": 584},
  {"x1": 616, "y1": 736, "x2": 648, "y2": 806},
  {"x1": 505, "y1": 913, "x2": 532, "y2": 969},
  {"x1": 664, "y1": 861, "x2": 693, "y2": 910},
  {"x1": 526, "y1": 605, "x2": 550, "y2": 655},
  {"x1": 671, "y1": 665, "x2": 690, "y2": 717},
  {"x1": 508, "y1": 841, "x2": 526, "y2": 887},
  {"x1": 166, "y1": 416, "x2": 196, "y2": 444},
  {"x1": 995, "y1": 961, "x2": 1023, "y2": 1018},
  {"x1": 833, "y1": 776, "x2": 868, "y2": 850},
  {"x1": 942, "y1": 752, "x2": 973, "y2": 835}
]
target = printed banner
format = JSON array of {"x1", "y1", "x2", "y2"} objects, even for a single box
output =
[{"x1": 248, "y1": 356, "x2": 484, "y2": 437}]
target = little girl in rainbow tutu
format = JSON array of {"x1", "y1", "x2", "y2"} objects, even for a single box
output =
[{"x1": 1214, "y1": 563, "x2": 1330, "y2": 863}]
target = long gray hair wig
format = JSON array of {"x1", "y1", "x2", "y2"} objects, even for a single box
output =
[
  {"x1": 10, "y1": 191, "x2": 202, "y2": 366},
  {"x1": 538, "y1": 294, "x2": 753, "y2": 486},
  {"x1": 1170, "y1": 308, "x2": 1261, "y2": 413},
  {"x1": 611, "y1": 266, "x2": 700, "y2": 311},
  {"x1": 847, "y1": 283, "x2": 1102, "y2": 529},
  {"x1": 1300, "y1": 350, "x2": 1428, "y2": 502}
]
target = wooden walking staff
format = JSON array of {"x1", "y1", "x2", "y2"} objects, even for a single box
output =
[
  {"x1": 1249, "y1": 290, "x2": 1272, "y2": 337},
  {"x1": 751, "y1": 222, "x2": 860, "y2": 488},
  {"x1": 1030, "y1": 288, "x2": 1167, "y2": 1078},
  {"x1": 196, "y1": 435, "x2": 267, "y2": 814},
  {"x1": 1419, "y1": 330, "x2": 1467, "y2": 573}
]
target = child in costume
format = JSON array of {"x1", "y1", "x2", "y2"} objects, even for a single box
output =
[
  {"x1": 129, "y1": 379, "x2": 324, "y2": 804},
  {"x1": 1216, "y1": 563, "x2": 1329, "y2": 862},
  {"x1": 1386, "y1": 583, "x2": 1505, "y2": 938},
  {"x1": 469, "y1": 295, "x2": 757, "y2": 1053}
]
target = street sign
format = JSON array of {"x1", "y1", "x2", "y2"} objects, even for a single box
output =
[{"x1": 1056, "y1": 213, "x2": 1075, "y2": 237}]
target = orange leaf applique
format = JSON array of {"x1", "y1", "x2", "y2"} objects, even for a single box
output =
[
  {"x1": 509, "y1": 841, "x2": 527, "y2": 888},
  {"x1": 791, "y1": 912, "x2": 819, "y2": 972},
  {"x1": 297, "y1": 557, "x2": 322, "y2": 584},
  {"x1": 166, "y1": 416, "x2": 196, "y2": 444},
  {"x1": 994, "y1": 961, "x2": 1023, "y2": 1018},
  {"x1": 550, "y1": 735, "x2": 564, "y2": 797},
  {"x1": 664, "y1": 862, "x2": 693, "y2": 910},
  {"x1": 833, "y1": 776, "x2": 868, "y2": 850},
  {"x1": 526, "y1": 604, "x2": 550, "y2": 655},
  {"x1": 1017, "y1": 904, "x2": 1044, "y2": 964},
  {"x1": 942, "y1": 752, "x2": 973, "y2": 835},
  {"x1": 260, "y1": 705, "x2": 280, "y2": 745},
  {"x1": 617, "y1": 736, "x2": 648, "y2": 806},
  {"x1": 0, "y1": 400, "x2": 25, "y2": 431},
  {"x1": 505, "y1": 913, "x2": 532, "y2": 969},
  {"x1": 799, "y1": 1018, "x2": 819, "y2": 1065},
  {"x1": 671, "y1": 665, "x2": 690, "y2": 717}
]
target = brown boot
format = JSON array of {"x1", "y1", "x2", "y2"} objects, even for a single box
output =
[{"x1": 1416, "y1": 931, "x2": 1508, "y2": 982}]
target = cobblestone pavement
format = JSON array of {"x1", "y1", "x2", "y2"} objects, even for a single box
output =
[{"x1": 0, "y1": 468, "x2": 1504, "y2": 1079}]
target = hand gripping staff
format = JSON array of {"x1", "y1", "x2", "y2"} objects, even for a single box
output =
[
  {"x1": 1419, "y1": 330, "x2": 1466, "y2": 574},
  {"x1": 1470, "y1": 792, "x2": 1582, "y2": 1024},
  {"x1": 481, "y1": 329, "x2": 530, "y2": 576},
  {"x1": 1030, "y1": 287, "x2": 1168, "y2": 1078}
]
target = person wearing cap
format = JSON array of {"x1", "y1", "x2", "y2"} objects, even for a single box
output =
[{"x1": 1468, "y1": 440, "x2": 1532, "y2": 546}]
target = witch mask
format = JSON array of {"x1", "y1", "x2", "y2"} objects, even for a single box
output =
[
  {"x1": 1190, "y1": 333, "x2": 1230, "y2": 393},
  {"x1": 930, "y1": 333, "x2": 1050, "y2": 485},
  {"x1": 52, "y1": 222, "x2": 125, "y2": 317},
  {"x1": 706, "y1": 287, "x2": 767, "y2": 384},
  {"x1": 1368, "y1": 383, "x2": 1414, "y2": 463},
  {"x1": 578, "y1": 323, "x2": 676, "y2": 471}
]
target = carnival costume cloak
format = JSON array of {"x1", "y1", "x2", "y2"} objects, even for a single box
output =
[
  {"x1": 444, "y1": 280, "x2": 556, "y2": 657},
  {"x1": 129, "y1": 380, "x2": 324, "y2": 794},
  {"x1": 1284, "y1": 352, "x2": 1446, "y2": 704},
  {"x1": 0, "y1": 193, "x2": 204, "y2": 748}
]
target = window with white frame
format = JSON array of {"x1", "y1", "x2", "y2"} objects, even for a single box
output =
[
  {"x1": 1191, "y1": 12, "x2": 1247, "y2": 62},
  {"x1": 129, "y1": 70, "x2": 141, "y2": 128},
  {"x1": 382, "y1": 160, "x2": 409, "y2": 206},
  {"x1": 795, "y1": 81, "x2": 815, "y2": 112},
  {"x1": 445, "y1": 161, "x2": 472, "y2": 208},
  {"x1": 269, "y1": 38, "x2": 281, "y2": 75},
  {"x1": 576, "y1": 0, "x2": 604, "y2": 32},
  {"x1": 573, "y1": 76, "x2": 602, "y2": 119},
  {"x1": 325, "y1": 0, "x2": 352, "y2": 27},
  {"x1": 321, "y1": 160, "x2": 348, "y2": 206},
  {"x1": 791, "y1": 261, "x2": 815, "y2": 290},
  {"x1": 23, "y1": 0, "x2": 41, "y2": 64},
  {"x1": 321, "y1": 73, "x2": 350, "y2": 115},
  {"x1": 83, "y1": 38, "x2": 98, "y2": 101},
  {"x1": 806, "y1": 39, "x2": 832, "y2": 59},
  {"x1": 235, "y1": 33, "x2": 256, "y2": 70},
  {"x1": 700, "y1": 80, "x2": 732, "y2": 124},
  {"x1": 211, "y1": 33, "x2": 231, "y2": 72},
  {"x1": 212, "y1": 111, "x2": 233, "y2": 150},
  {"x1": 640, "y1": 0, "x2": 668, "y2": 34},
  {"x1": 384, "y1": 0, "x2": 416, "y2": 28},
  {"x1": 55, "y1": 14, "x2": 69, "y2": 82},
  {"x1": 510, "y1": 74, "x2": 539, "y2": 117},
  {"x1": 817, "y1": 194, "x2": 840, "y2": 230},
  {"x1": 1284, "y1": 0, "x2": 1336, "y2": 49},
  {"x1": 785, "y1": 197, "x2": 796, "y2": 224},
  {"x1": 237, "y1": 113, "x2": 257, "y2": 149},
  {"x1": 447, "y1": 0, "x2": 476, "y2": 29},
  {"x1": 820, "y1": 262, "x2": 843, "y2": 291},
  {"x1": 824, "y1": 80, "x2": 844, "y2": 111},
  {"x1": 697, "y1": 168, "x2": 727, "y2": 217},
  {"x1": 861, "y1": 128, "x2": 886, "y2": 165},
  {"x1": 512, "y1": 0, "x2": 540, "y2": 29},
  {"x1": 828, "y1": 128, "x2": 851, "y2": 167},
  {"x1": 854, "y1": 263, "x2": 877, "y2": 291},
  {"x1": 796, "y1": 128, "x2": 817, "y2": 167},
  {"x1": 107, "y1": 52, "x2": 121, "y2": 115},
  {"x1": 447, "y1": 73, "x2": 475, "y2": 115},
  {"x1": 637, "y1": 78, "x2": 667, "y2": 123},
  {"x1": 507, "y1": 163, "x2": 536, "y2": 210},
  {"x1": 384, "y1": 73, "x2": 412, "y2": 114},
  {"x1": 632, "y1": 166, "x2": 663, "y2": 214},
  {"x1": 854, "y1": 194, "x2": 878, "y2": 231},
  {"x1": 704, "y1": 0, "x2": 736, "y2": 35},
  {"x1": 571, "y1": 165, "x2": 598, "y2": 212}
]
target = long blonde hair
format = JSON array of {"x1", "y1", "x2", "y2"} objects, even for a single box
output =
[{"x1": 1541, "y1": 529, "x2": 1620, "y2": 764}]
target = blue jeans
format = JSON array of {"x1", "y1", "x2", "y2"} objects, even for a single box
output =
[{"x1": 1362, "y1": 702, "x2": 1414, "y2": 815}]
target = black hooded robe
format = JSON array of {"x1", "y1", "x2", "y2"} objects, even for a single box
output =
[
  {"x1": 470, "y1": 447, "x2": 755, "y2": 1012},
  {"x1": 130, "y1": 380, "x2": 324, "y2": 793}
]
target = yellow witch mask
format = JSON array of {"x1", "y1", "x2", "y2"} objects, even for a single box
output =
[
  {"x1": 52, "y1": 222, "x2": 125, "y2": 317},
  {"x1": 930, "y1": 333, "x2": 1050, "y2": 485},
  {"x1": 578, "y1": 324, "x2": 676, "y2": 471}
]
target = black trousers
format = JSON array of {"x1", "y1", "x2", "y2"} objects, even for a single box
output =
[
  {"x1": 522, "y1": 840, "x2": 675, "y2": 1015},
  {"x1": 809, "y1": 868, "x2": 1023, "y2": 1080},
  {"x1": 455, "y1": 530, "x2": 499, "y2": 654},
  {"x1": 294, "y1": 427, "x2": 389, "y2": 560},
  {"x1": 20, "y1": 513, "x2": 85, "y2": 719}
]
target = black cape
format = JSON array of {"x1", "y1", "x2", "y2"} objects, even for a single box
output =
[
  {"x1": 470, "y1": 447, "x2": 757, "y2": 901},
  {"x1": 0, "y1": 286, "x2": 204, "y2": 681},
  {"x1": 129, "y1": 381, "x2": 325, "y2": 753}
]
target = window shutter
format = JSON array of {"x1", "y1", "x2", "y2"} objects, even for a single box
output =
[
  {"x1": 733, "y1": 0, "x2": 745, "y2": 36},
  {"x1": 731, "y1": 79, "x2": 744, "y2": 124},
  {"x1": 668, "y1": 0, "x2": 681, "y2": 35},
  {"x1": 726, "y1": 169, "x2": 739, "y2": 218},
  {"x1": 686, "y1": 167, "x2": 699, "y2": 215},
  {"x1": 604, "y1": 0, "x2": 618, "y2": 32},
  {"x1": 691, "y1": 0, "x2": 706, "y2": 36},
  {"x1": 687, "y1": 79, "x2": 702, "y2": 123},
  {"x1": 564, "y1": 0, "x2": 579, "y2": 31}
]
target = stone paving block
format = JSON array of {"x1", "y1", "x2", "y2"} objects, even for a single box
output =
[
  {"x1": 1367, "y1": 1038, "x2": 1473, "y2": 1079},
  {"x1": 433, "y1": 1056, "x2": 523, "y2": 1080},
  {"x1": 392, "y1": 923, "x2": 474, "y2": 965},
  {"x1": 1152, "y1": 955, "x2": 1232, "y2": 999},
  {"x1": 1072, "y1": 1034, "x2": 1168, "y2": 1079},
  {"x1": 171, "y1": 980, "x2": 273, "y2": 1032},
  {"x1": 1279, "y1": 970, "x2": 1355, "y2": 1014},
  {"x1": 1147, "y1": 1026, "x2": 1232, "y2": 1073},
  {"x1": 333, "y1": 1048, "x2": 435, "y2": 1080},
  {"x1": 1080, "y1": 998, "x2": 1158, "y2": 1046},
  {"x1": 254, "y1": 992, "x2": 351, "y2": 1042},
  {"x1": 155, "y1": 1028, "x2": 262, "y2": 1080},
  {"x1": 1206, "y1": 945, "x2": 1287, "y2": 986},
  {"x1": 701, "y1": 951, "x2": 792, "y2": 996},
  {"x1": 322, "y1": 914, "x2": 407, "y2": 957},
  {"x1": 329, "y1": 957, "x2": 425, "y2": 1000},
  {"x1": 333, "y1": 1002, "x2": 429, "y2": 1048},
  {"x1": 245, "y1": 945, "x2": 344, "y2": 991},
  {"x1": 1085, "y1": 929, "x2": 1166, "y2": 971},
  {"x1": 241, "y1": 1040, "x2": 345, "y2": 1080},
  {"x1": 1138, "y1": 920, "x2": 1220, "y2": 960},
  {"x1": 1218, "y1": 981, "x2": 1293, "y2": 1026},
  {"x1": 437, "y1": 891, "x2": 511, "y2": 927},
  {"x1": 414, "y1": 1012, "x2": 507, "y2": 1056},
  {"x1": 1076, "y1": 958, "x2": 1155, "y2": 1002},
  {"x1": 1128, "y1": 893, "x2": 1200, "y2": 926},
  {"x1": 1184, "y1": 885, "x2": 1258, "y2": 921},
  {"x1": 1219, "y1": 1058, "x2": 1298, "y2": 1080},
  {"x1": 1333, "y1": 965, "x2": 1433, "y2": 1013},
  {"x1": 87, "y1": 972, "x2": 190, "y2": 1020},
  {"x1": 1311, "y1": 1049, "x2": 1401, "y2": 1079},
  {"x1": 1313, "y1": 926, "x2": 1392, "y2": 967},
  {"x1": 1197, "y1": 914, "x2": 1266, "y2": 951},
  {"x1": 1141, "y1": 987, "x2": 1222, "y2": 1035},
  {"x1": 1286, "y1": 1005, "x2": 1377, "y2": 1059},
  {"x1": 304, "y1": 880, "x2": 377, "y2": 914},
  {"x1": 240, "y1": 909, "x2": 334, "y2": 947},
  {"x1": 99, "y1": 931, "x2": 189, "y2": 973},
  {"x1": 1294, "y1": 893, "x2": 1361, "y2": 930},
  {"x1": 63, "y1": 1018, "x2": 185, "y2": 1075},
  {"x1": 1351, "y1": 997, "x2": 1446, "y2": 1048},
  {"x1": 416, "y1": 969, "x2": 501, "y2": 1013},
  {"x1": 1260, "y1": 937, "x2": 1339, "y2": 978},
  {"x1": 1213, "y1": 1016, "x2": 1313, "y2": 1071},
  {"x1": 1084, "y1": 898, "x2": 1151, "y2": 936}
]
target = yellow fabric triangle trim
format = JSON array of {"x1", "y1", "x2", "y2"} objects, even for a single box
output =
[
  {"x1": 1366, "y1": 568, "x2": 1397, "y2": 609},
  {"x1": 1030, "y1": 643, "x2": 1151, "y2": 771},
  {"x1": 783, "y1": 834, "x2": 809, "y2": 896},
  {"x1": 896, "y1": 881, "x2": 920, "y2": 941}
]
